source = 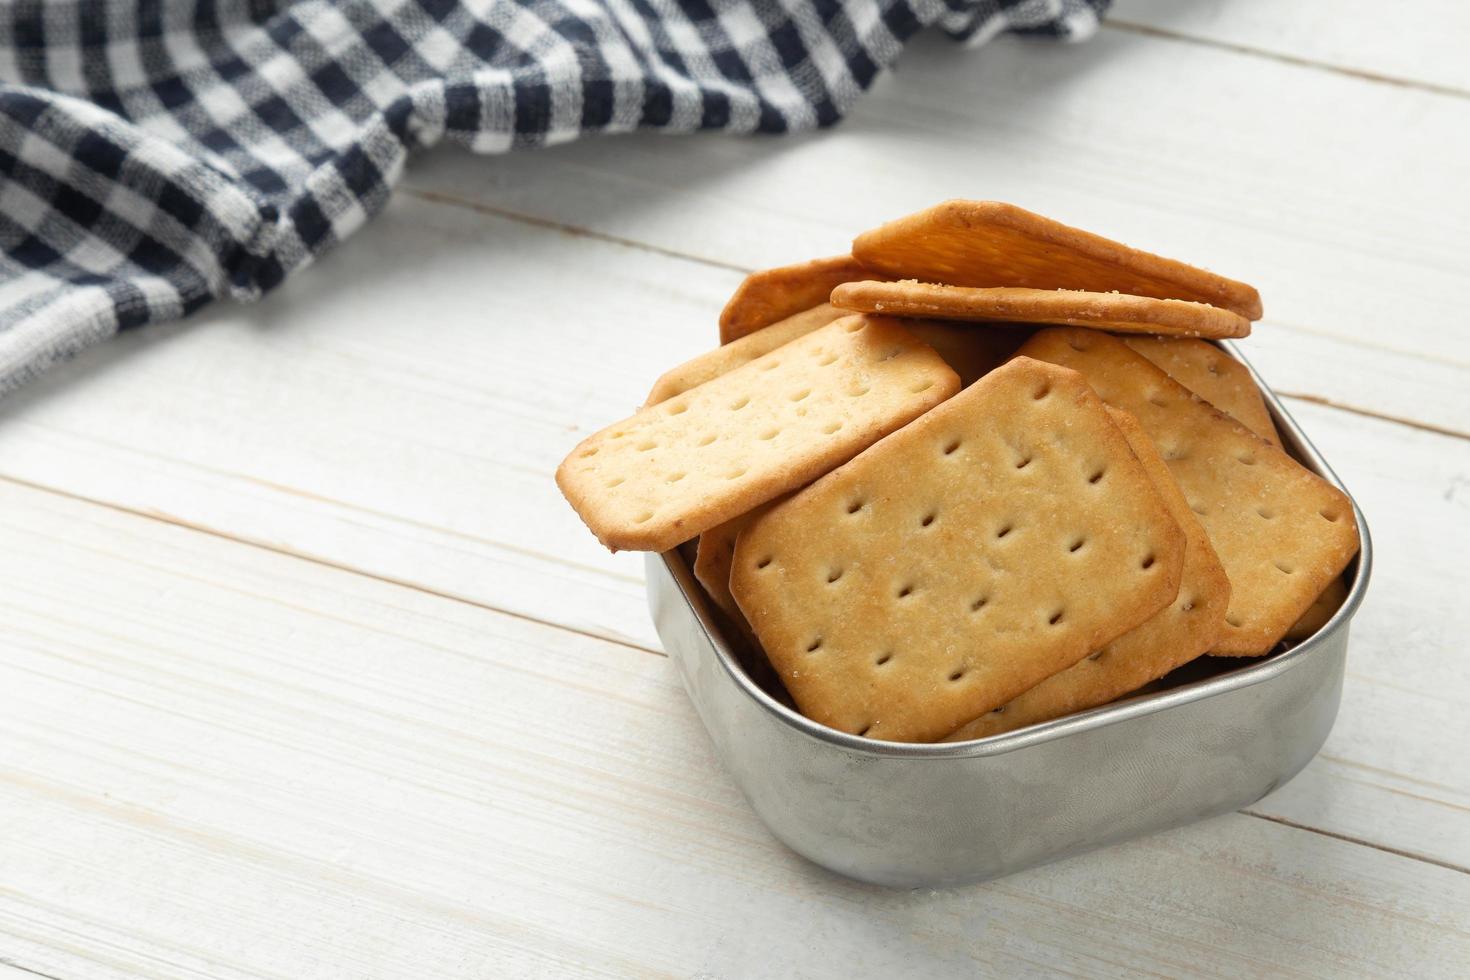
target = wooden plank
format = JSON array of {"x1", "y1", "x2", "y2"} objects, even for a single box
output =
[
  {"x1": 1245, "y1": 405, "x2": 1470, "y2": 870},
  {"x1": 1109, "y1": 0, "x2": 1470, "y2": 95},
  {"x1": 0, "y1": 192, "x2": 721, "y2": 650},
  {"x1": 1, "y1": 482, "x2": 1467, "y2": 979},
  {"x1": 399, "y1": 27, "x2": 1470, "y2": 432},
  {"x1": 0, "y1": 189, "x2": 1466, "y2": 868}
]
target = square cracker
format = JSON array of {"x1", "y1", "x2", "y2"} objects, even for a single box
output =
[
  {"x1": 648, "y1": 305, "x2": 846, "y2": 406},
  {"x1": 730, "y1": 357, "x2": 1186, "y2": 742},
  {"x1": 719, "y1": 256, "x2": 878, "y2": 344},
  {"x1": 557, "y1": 316, "x2": 959, "y2": 553},
  {"x1": 1017, "y1": 327, "x2": 1361, "y2": 655},
  {"x1": 852, "y1": 201, "x2": 1262, "y2": 320},
  {"x1": 945, "y1": 407, "x2": 1231, "y2": 741},
  {"x1": 832, "y1": 281, "x2": 1250, "y2": 339},
  {"x1": 1125, "y1": 337, "x2": 1279, "y2": 444}
]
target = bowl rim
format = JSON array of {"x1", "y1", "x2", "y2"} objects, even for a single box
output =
[{"x1": 658, "y1": 340, "x2": 1373, "y2": 759}]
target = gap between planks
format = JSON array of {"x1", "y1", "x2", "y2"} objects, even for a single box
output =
[
  {"x1": 1104, "y1": 19, "x2": 1470, "y2": 102},
  {"x1": 1241, "y1": 811, "x2": 1470, "y2": 878},
  {"x1": 7, "y1": 471, "x2": 1464, "y2": 882},
  {"x1": 0, "y1": 471, "x2": 665, "y2": 661},
  {"x1": 402, "y1": 187, "x2": 1470, "y2": 446},
  {"x1": 0, "y1": 960, "x2": 65, "y2": 980}
]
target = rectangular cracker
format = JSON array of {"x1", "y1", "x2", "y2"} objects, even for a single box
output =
[
  {"x1": 1017, "y1": 327, "x2": 1361, "y2": 655},
  {"x1": 719, "y1": 256, "x2": 878, "y2": 344},
  {"x1": 832, "y1": 281, "x2": 1250, "y2": 339},
  {"x1": 557, "y1": 316, "x2": 960, "y2": 553},
  {"x1": 647, "y1": 305, "x2": 847, "y2": 406},
  {"x1": 695, "y1": 501, "x2": 780, "y2": 620},
  {"x1": 1125, "y1": 337, "x2": 1280, "y2": 444},
  {"x1": 852, "y1": 200, "x2": 1262, "y2": 320},
  {"x1": 660, "y1": 310, "x2": 1019, "y2": 407},
  {"x1": 730, "y1": 357, "x2": 1186, "y2": 742},
  {"x1": 945, "y1": 407, "x2": 1231, "y2": 740}
]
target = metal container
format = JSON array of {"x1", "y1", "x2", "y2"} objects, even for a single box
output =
[{"x1": 647, "y1": 345, "x2": 1371, "y2": 888}]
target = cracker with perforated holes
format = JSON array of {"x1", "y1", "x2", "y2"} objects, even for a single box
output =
[
  {"x1": 557, "y1": 316, "x2": 959, "y2": 553},
  {"x1": 695, "y1": 500, "x2": 782, "y2": 620},
  {"x1": 1017, "y1": 328, "x2": 1361, "y2": 655},
  {"x1": 944, "y1": 407, "x2": 1231, "y2": 741},
  {"x1": 719, "y1": 256, "x2": 881, "y2": 344},
  {"x1": 832, "y1": 281, "x2": 1250, "y2": 339},
  {"x1": 729, "y1": 357, "x2": 1186, "y2": 742},
  {"x1": 1125, "y1": 337, "x2": 1279, "y2": 444},
  {"x1": 853, "y1": 201, "x2": 1262, "y2": 319},
  {"x1": 658, "y1": 309, "x2": 1017, "y2": 407},
  {"x1": 648, "y1": 305, "x2": 847, "y2": 406}
]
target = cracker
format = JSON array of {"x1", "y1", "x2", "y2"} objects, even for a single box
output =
[
  {"x1": 695, "y1": 502, "x2": 779, "y2": 620},
  {"x1": 832, "y1": 281, "x2": 1250, "y2": 339},
  {"x1": 730, "y1": 357, "x2": 1186, "y2": 742},
  {"x1": 1125, "y1": 337, "x2": 1279, "y2": 444},
  {"x1": 661, "y1": 310, "x2": 1018, "y2": 406},
  {"x1": 647, "y1": 305, "x2": 846, "y2": 406},
  {"x1": 719, "y1": 255, "x2": 878, "y2": 344},
  {"x1": 1281, "y1": 576, "x2": 1349, "y2": 644},
  {"x1": 945, "y1": 407, "x2": 1231, "y2": 741},
  {"x1": 557, "y1": 316, "x2": 960, "y2": 553},
  {"x1": 1016, "y1": 328, "x2": 1361, "y2": 655},
  {"x1": 852, "y1": 200, "x2": 1262, "y2": 320}
]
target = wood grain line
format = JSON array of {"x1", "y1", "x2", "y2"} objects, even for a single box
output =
[
  {"x1": 1278, "y1": 393, "x2": 1470, "y2": 441},
  {"x1": 0, "y1": 958, "x2": 66, "y2": 980},
  {"x1": 1106, "y1": 19, "x2": 1470, "y2": 101},
  {"x1": 401, "y1": 188, "x2": 751, "y2": 275},
  {"x1": 1241, "y1": 809, "x2": 1470, "y2": 877},
  {"x1": 0, "y1": 472, "x2": 665, "y2": 660},
  {"x1": 11, "y1": 416, "x2": 643, "y2": 588}
]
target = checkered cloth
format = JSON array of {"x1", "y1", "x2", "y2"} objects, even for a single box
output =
[{"x1": 0, "y1": 0, "x2": 1107, "y2": 395}]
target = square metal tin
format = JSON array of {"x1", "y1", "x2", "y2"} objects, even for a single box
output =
[{"x1": 647, "y1": 342, "x2": 1371, "y2": 887}]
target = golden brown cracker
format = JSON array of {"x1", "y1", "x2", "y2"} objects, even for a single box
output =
[
  {"x1": 557, "y1": 316, "x2": 960, "y2": 553},
  {"x1": 1125, "y1": 337, "x2": 1279, "y2": 444},
  {"x1": 1017, "y1": 328, "x2": 1360, "y2": 655},
  {"x1": 647, "y1": 305, "x2": 846, "y2": 406},
  {"x1": 694, "y1": 502, "x2": 780, "y2": 620},
  {"x1": 730, "y1": 357, "x2": 1186, "y2": 742},
  {"x1": 653, "y1": 307, "x2": 1015, "y2": 408},
  {"x1": 832, "y1": 281, "x2": 1250, "y2": 339},
  {"x1": 852, "y1": 200, "x2": 1262, "y2": 320},
  {"x1": 1281, "y1": 577, "x2": 1350, "y2": 644},
  {"x1": 719, "y1": 256, "x2": 877, "y2": 344},
  {"x1": 945, "y1": 407, "x2": 1230, "y2": 740}
]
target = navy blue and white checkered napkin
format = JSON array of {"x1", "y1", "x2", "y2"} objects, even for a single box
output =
[{"x1": 0, "y1": 0, "x2": 1107, "y2": 394}]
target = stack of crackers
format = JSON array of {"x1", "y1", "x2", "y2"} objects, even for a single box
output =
[{"x1": 557, "y1": 201, "x2": 1361, "y2": 743}]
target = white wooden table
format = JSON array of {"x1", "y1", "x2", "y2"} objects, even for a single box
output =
[{"x1": 2, "y1": 4, "x2": 1468, "y2": 976}]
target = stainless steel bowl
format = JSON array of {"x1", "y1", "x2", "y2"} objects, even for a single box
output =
[{"x1": 647, "y1": 344, "x2": 1371, "y2": 887}]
